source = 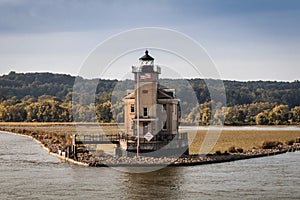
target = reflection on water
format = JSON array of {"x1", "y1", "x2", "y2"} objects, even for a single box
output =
[
  {"x1": 0, "y1": 131, "x2": 300, "y2": 200},
  {"x1": 123, "y1": 167, "x2": 184, "y2": 200}
]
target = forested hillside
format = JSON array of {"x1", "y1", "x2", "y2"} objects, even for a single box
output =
[{"x1": 0, "y1": 71, "x2": 300, "y2": 125}]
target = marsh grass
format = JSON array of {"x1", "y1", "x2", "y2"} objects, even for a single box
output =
[
  {"x1": 188, "y1": 129, "x2": 300, "y2": 154},
  {"x1": 0, "y1": 122, "x2": 123, "y2": 135},
  {"x1": 261, "y1": 140, "x2": 283, "y2": 149}
]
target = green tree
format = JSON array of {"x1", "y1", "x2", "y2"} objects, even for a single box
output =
[{"x1": 96, "y1": 101, "x2": 113, "y2": 122}]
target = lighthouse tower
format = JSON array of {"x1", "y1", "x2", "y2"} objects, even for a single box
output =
[
  {"x1": 132, "y1": 50, "x2": 160, "y2": 137},
  {"x1": 122, "y1": 50, "x2": 188, "y2": 157}
]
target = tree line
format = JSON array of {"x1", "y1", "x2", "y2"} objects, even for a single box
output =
[
  {"x1": 1, "y1": 71, "x2": 300, "y2": 125},
  {"x1": 184, "y1": 101, "x2": 300, "y2": 125}
]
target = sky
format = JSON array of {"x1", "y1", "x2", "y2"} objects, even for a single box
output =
[{"x1": 0, "y1": 0, "x2": 299, "y2": 81}]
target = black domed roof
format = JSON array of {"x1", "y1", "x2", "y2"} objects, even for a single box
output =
[{"x1": 139, "y1": 50, "x2": 154, "y2": 61}]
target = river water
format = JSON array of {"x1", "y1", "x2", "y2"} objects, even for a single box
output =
[{"x1": 0, "y1": 131, "x2": 299, "y2": 200}]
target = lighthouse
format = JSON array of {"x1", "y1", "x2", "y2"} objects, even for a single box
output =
[{"x1": 121, "y1": 50, "x2": 188, "y2": 157}]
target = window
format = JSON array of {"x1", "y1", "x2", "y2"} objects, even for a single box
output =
[
  {"x1": 143, "y1": 107, "x2": 148, "y2": 117},
  {"x1": 130, "y1": 104, "x2": 134, "y2": 113}
]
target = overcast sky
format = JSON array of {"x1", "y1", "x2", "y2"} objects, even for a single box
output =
[{"x1": 0, "y1": 0, "x2": 299, "y2": 81}]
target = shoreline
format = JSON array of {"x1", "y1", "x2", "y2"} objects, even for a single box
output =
[
  {"x1": 0, "y1": 130, "x2": 89, "y2": 167},
  {"x1": 85, "y1": 147, "x2": 297, "y2": 167},
  {"x1": 0, "y1": 129, "x2": 299, "y2": 168}
]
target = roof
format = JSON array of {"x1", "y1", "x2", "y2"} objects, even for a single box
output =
[
  {"x1": 123, "y1": 89, "x2": 174, "y2": 100},
  {"x1": 139, "y1": 50, "x2": 154, "y2": 61},
  {"x1": 157, "y1": 89, "x2": 174, "y2": 99},
  {"x1": 123, "y1": 91, "x2": 135, "y2": 99}
]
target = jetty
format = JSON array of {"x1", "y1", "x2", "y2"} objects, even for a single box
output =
[
  {"x1": 68, "y1": 132, "x2": 300, "y2": 167},
  {"x1": 0, "y1": 126, "x2": 299, "y2": 167}
]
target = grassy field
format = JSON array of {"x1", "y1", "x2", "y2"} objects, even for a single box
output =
[
  {"x1": 0, "y1": 122, "x2": 123, "y2": 135},
  {"x1": 188, "y1": 130, "x2": 300, "y2": 154},
  {"x1": 1, "y1": 122, "x2": 300, "y2": 155}
]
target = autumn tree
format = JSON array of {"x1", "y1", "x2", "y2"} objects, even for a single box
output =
[
  {"x1": 256, "y1": 112, "x2": 269, "y2": 125},
  {"x1": 268, "y1": 105, "x2": 289, "y2": 125},
  {"x1": 291, "y1": 106, "x2": 300, "y2": 123}
]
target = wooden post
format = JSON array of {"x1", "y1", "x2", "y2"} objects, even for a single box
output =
[{"x1": 72, "y1": 134, "x2": 77, "y2": 160}]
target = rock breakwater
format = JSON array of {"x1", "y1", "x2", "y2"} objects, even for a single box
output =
[{"x1": 1, "y1": 127, "x2": 299, "y2": 167}]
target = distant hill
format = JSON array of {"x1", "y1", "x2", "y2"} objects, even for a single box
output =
[
  {"x1": 0, "y1": 71, "x2": 116, "y2": 100},
  {"x1": 1, "y1": 71, "x2": 300, "y2": 125},
  {"x1": 1, "y1": 71, "x2": 300, "y2": 107}
]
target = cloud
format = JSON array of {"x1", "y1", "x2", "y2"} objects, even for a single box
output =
[
  {"x1": 0, "y1": 0, "x2": 299, "y2": 81},
  {"x1": 0, "y1": 0, "x2": 177, "y2": 33}
]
